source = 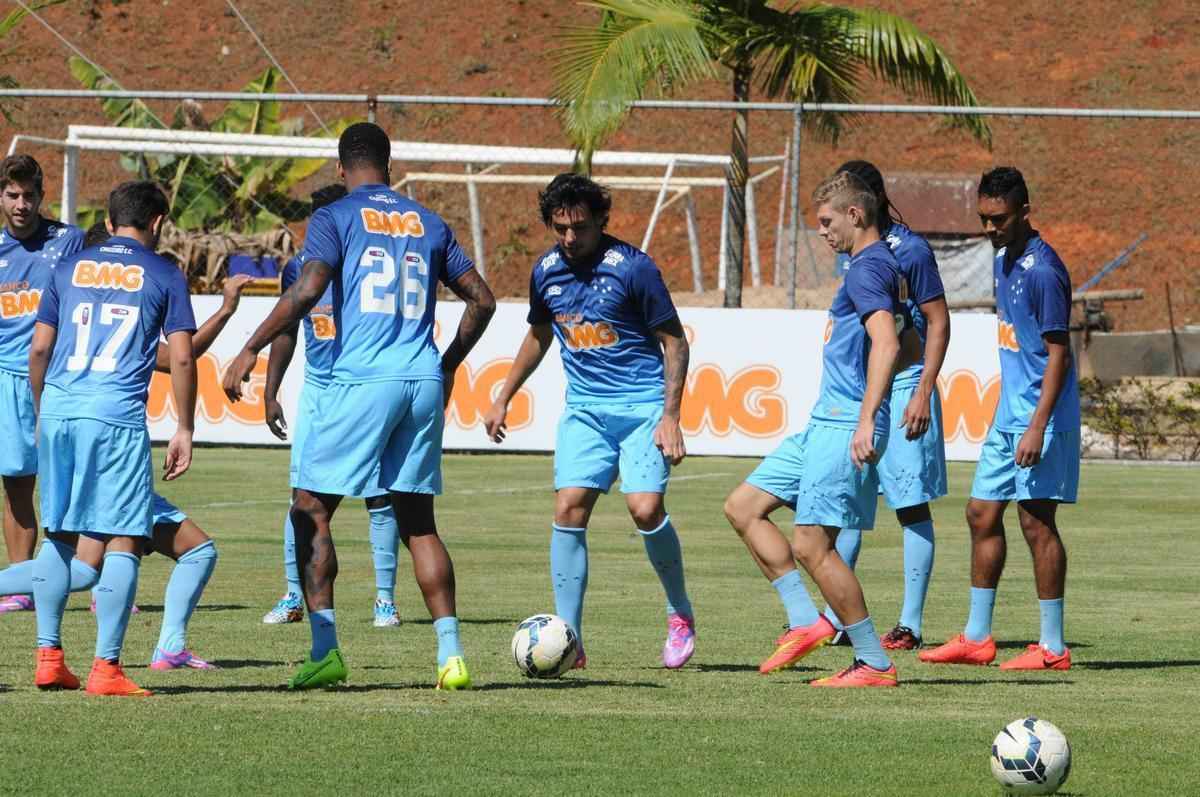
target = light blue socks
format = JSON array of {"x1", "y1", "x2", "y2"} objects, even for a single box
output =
[
  {"x1": 434, "y1": 616, "x2": 463, "y2": 666},
  {"x1": 309, "y1": 609, "x2": 338, "y2": 661},
  {"x1": 94, "y1": 552, "x2": 140, "y2": 662},
  {"x1": 550, "y1": 525, "x2": 588, "y2": 640},
  {"x1": 823, "y1": 528, "x2": 863, "y2": 630},
  {"x1": 369, "y1": 503, "x2": 400, "y2": 602},
  {"x1": 772, "y1": 569, "x2": 821, "y2": 629},
  {"x1": 844, "y1": 616, "x2": 891, "y2": 671},
  {"x1": 639, "y1": 515, "x2": 693, "y2": 618},
  {"x1": 965, "y1": 586, "x2": 996, "y2": 642},
  {"x1": 1039, "y1": 597, "x2": 1065, "y2": 655},
  {"x1": 32, "y1": 539, "x2": 73, "y2": 648},
  {"x1": 899, "y1": 520, "x2": 935, "y2": 634},
  {"x1": 156, "y1": 540, "x2": 218, "y2": 654},
  {"x1": 0, "y1": 557, "x2": 98, "y2": 595},
  {"x1": 283, "y1": 513, "x2": 302, "y2": 597}
]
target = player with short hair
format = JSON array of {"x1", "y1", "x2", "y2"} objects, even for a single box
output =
[
  {"x1": 920, "y1": 167, "x2": 1079, "y2": 671},
  {"x1": 29, "y1": 180, "x2": 197, "y2": 696},
  {"x1": 724, "y1": 171, "x2": 917, "y2": 687},
  {"x1": 0, "y1": 154, "x2": 84, "y2": 613},
  {"x1": 261, "y1": 183, "x2": 404, "y2": 629},
  {"x1": 483, "y1": 173, "x2": 696, "y2": 670},
  {"x1": 223, "y1": 122, "x2": 496, "y2": 690},
  {"x1": 821, "y1": 160, "x2": 950, "y2": 651}
]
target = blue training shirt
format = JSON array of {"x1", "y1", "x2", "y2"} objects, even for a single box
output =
[
  {"x1": 882, "y1": 222, "x2": 945, "y2": 389},
  {"x1": 37, "y1": 236, "x2": 197, "y2": 428},
  {"x1": 811, "y1": 240, "x2": 909, "y2": 430},
  {"x1": 528, "y1": 235, "x2": 677, "y2": 405},
  {"x1": 0, "y1": 218, "x2": 84, "y2": 375},
  {"x1": 280, "y1": 255, "x2": 335, "y2": 388},
  {"x1": 299, "y1": 184, "x2": 473, "y2": 383},
  {"x1": 993, "y1": 234, "x2": 1080, "y2": 433}
]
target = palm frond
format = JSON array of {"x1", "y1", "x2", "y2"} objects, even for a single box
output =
[{"x1": 552, "y1": 0, "x2": 714, "y2": 169}]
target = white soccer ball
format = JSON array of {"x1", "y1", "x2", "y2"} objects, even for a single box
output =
[
  {"x1": 511, "y1": 614, "x2": 579, "y2": 678},
  {"x1": 990, "y1": 717, "x2": 1072, "y2": 795}
]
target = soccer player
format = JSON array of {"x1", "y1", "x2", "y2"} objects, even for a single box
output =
[
  {"x1": 822, "y1": 161, "x2": 950, "y2": 650},
  {"x1": 29, "y1": 181, "x2": 197, "y2": 696},
  {"x1": 724, "y1": 171, "x2": 917, "y2": 687},
  {"x1": 261, "y1": 184, "x2": 403, "y2": 629},
  {"x1": 222, "y1": 122, "x2": 496, "y2": 690},
  {"x1": 0, "y1": 155, "x2": 84, "y2": 613},
  {"x1": 483, "y1": 173, "x2": 696, "y2": 670},
  {"x1": 920, "y1": 167, "x2": 1079, "y2": 671}
]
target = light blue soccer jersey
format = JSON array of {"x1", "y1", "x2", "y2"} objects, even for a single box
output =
[
  {"x1": 810, "y1": 240, "x2": 909, "y2": 429},
  {"x1": 528, "y1": 235, "x2": 677, "y2": 405},
  {"x1": 299, "y1": 184, "x2": 473, "y2": 383},
  {"x1": 281, "y1": 255, "x2": 335, "y2": 388},
  {"x1": 992, "y1": 234, "x2": 1080, "y2": 432},
  {"x1": 37, "y1": 237, "x2": 196, "y2": 428},
  {"x1": 0, "y1": 218, "x2": 84, "y2": 374},
  {"x1": 882, "y1": 222, "x2": 944, "y2": 389}
]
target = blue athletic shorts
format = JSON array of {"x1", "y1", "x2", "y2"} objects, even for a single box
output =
[
  {"x1": 37, "y1": 417, "x2": 153, "y2": 537},
  {"x1": 151, "y1": 492, "x2": 187, "y2": 527},
  {"x1": 877, "y1": 382, "x2": 948, "y2": 510},
  {"x1": 0, "y1": 368, "x2": 37, "y2": 477},
  {"x1": 746, "y1": 422, "x2": 887, "y2": 530},
  {"x1": 970, "y1": 425, "x2": 1080, "y2": 504},
  {"x1": 554, "y1": 403, "x2": 669, "y2": 494},
  {"x1": 291, "y1": 380, "x2": 386, "y2": 498},
  {"x1": 297, "y1": 378, "x2": 443, "y2": 497}
]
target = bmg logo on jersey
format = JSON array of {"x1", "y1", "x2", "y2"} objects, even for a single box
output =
[
  {"x1": 558, "y1": 317, "x2": 619, "y2": 350},
  {"x1": 0, "y1": 288, "x2": 40, "y2": 319},
  {"x1": 71, "y1": 260, "x2": 145, "y2": 292},
  {"x1": 998, "y1": 320, "x2": 1020, "y2": 352},
  {"x1": 360, "y1": 208, "x2": 424, "y2": 238}
]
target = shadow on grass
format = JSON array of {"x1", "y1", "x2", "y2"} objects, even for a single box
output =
[
  {"x1": 1076, "y1": 659, "x2": 1200, "y2": 671},
  {"x1": 476, "y1": 679, "x2": 665, "y2": 691},
  {"x1": 994, "y1": 640, "x2": 1092, "y2": 650},
  {"x1": 904, "y1": 678, "x2": 1074, "y2": 686},
  {"x1": 152, "y1": 682, "x2": 421, "y2": 695},
  {"x1": 693, "y1": 663, "x2": 820, "y2": 674},
  {"x1": 403, "y1": 617, "x2": 519, "y2": 626}
]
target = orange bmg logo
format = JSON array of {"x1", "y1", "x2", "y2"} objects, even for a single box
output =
[
  {"x1": 360, "y1": 208, "x2": 424, "y2": 238},
  {"x1": 938, "y1": 370, "x2": 1000, "y2": 443},
  {"x1": 681, "y1": 364, "x2": 786, "y2": 438},
  {"x1": 998, "y1": 321, "x2": 1019, "y2": 352},
  {"x1": 561, "y1": 321, "x2": 619, "y2": 351},
  {"x1": 0, "y1": 289, "x2": 40, "y2": 319},
  {"x1": 445, "y1": 359, "x2": 532, "y2": 431},
  {"x1": 72, "y1": 261, "x2": 144, "y2": 292},
  {"x1": 148, "y1": 352, "x2": 269, "y2": 425}
]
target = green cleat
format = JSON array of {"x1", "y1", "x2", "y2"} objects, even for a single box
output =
[
  {"x1": 288, "y1": 648, "x2": 348, "y2": 690},
  {"x1": 436, "y1": 655, "x2": 472, "y2": 690}
]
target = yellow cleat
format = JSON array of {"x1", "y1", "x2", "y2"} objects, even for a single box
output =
[{"x1": 436, "y1": 655, "x2": 472, "y2": 690}]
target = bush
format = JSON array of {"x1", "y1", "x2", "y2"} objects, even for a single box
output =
[{"x1": 1080, "y1": 377, "x2": 1200, "y2": 460}]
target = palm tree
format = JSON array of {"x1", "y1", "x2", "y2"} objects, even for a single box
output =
[{"x1": 552, "y1": 0, "x2": 991, "y2": 307}]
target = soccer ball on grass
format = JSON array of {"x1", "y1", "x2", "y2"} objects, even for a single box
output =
[
  {"x1": 511, "y1": 614, "x2": 579, "y2": 678},
  {"x1": 990, "y1": 716, "x2": 1072, "y2": 795}
]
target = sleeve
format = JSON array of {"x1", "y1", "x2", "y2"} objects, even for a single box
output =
[
  {"x1": 844, "y1": 260, "x2": 898, "y2": 325},
  {"x1": 59, "y1": 227, "x2": 85, "y2": 261},
  {"x1": 439, "y1": 224, "x2": 475, "y2": 286},
  {"x1": 162, "y1": 269, "x2": 198, "y2": 336},
  {"x1": 299, "y1": 208, "x2": 344, "y2": 272},
  {"x1": 280, "y1": 257, "x2": 300, "y2": 294},
  {"x1": 1026, "y1": 265, "x2": 1071, "y2": 335},
  {"x1": 526, "y1": 266, "x2": 552, "y2": 325},
  {"x1": 628, "y1": 255, "x2": 678, "y2": 329},
  {"x1": 901, "y1": 240, "x2": 945, "y2": 306},
  {"x1": 35, "y1": 268, "x2": 62, "y2": 328}
]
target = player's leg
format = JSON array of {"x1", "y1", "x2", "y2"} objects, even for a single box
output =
[
  {"x1": 821, "y1": 528, "x2": 862, "y2": 642},
  {"x1": 291, "y1": 489, "x2": 343, "y2": 659},
  {"x1": 0, "y1": 475, "x2": 39, "y2": 612},
  {"x1": 365, "y1": 490, "x2": 401, "y2": 627},
  {"x1": 1, "y1": 366, "x2": 39, "y2": 599},
  {"x1": 88, "y1": 533, "x2": 151, "y2": 696},
  {"x1": 881, "y1": 502, "x2": 935, "y2": 650},
  {"x1": 149, "y1": 495, "x2": 219, "y2": 670}
]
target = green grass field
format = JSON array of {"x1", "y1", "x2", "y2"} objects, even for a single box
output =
[{"x1": 1, "y1": 452, "x2": 1197, "y2": 795}]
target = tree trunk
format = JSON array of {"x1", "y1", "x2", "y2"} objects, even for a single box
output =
[{"x1": 723, "y1": 63, "x2": 751, "y2": 308}]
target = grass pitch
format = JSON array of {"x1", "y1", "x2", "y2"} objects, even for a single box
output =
[{"x1": 1, "y1": 451, "x2": 1197, "y2": 795}]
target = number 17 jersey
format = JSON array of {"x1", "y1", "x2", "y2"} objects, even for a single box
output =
[{"x1": 300, "y1": 184, "x2": 474, "y2": 384}]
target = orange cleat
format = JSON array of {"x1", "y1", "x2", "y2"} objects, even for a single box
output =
[
  {"x1": 999, "y1": 644, "x2": 1071, "y2": 671},
  {"x1": 917, "y1": 634, "x2": 997, "y2": 665},
  {"x1": 759, "y1": 616, "x2": 836, "y2": 674},
  {"x1": 810, "y1": 659, "x2": 899, "y2": 688},
  {"x1": 35, "y1": 647, "x2": 80, "y2": 690},
  {"x1": 85, "y1": 658, "x2": 153, "y2": 697}
]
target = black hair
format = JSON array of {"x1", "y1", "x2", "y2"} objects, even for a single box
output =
[
  {"x1": 978, "y1": 166, "x2": 1029, "y2": 206},
  {"x1": 338, "y1": 122, "x2": 391, "y2": 173},
  {"x1": 311, "y1": 183, "x2": 347, "y2": 212},
  {"x1": 107, "y1": 181, "x2": 170, "y2": 230},
  {"x1": 837, "y1": 159, "x2": 904, "y2": 226},
  {"x1": 538, "y1": 173, "x2": 612, "y2": 226},
  {"x1": 0, "y1": 154, "x2": 44, "y2": 194},
  {"x1": 83, "y1": 220, "x2": 110, "y2": 248}
]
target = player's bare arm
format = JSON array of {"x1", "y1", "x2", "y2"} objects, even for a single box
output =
[
  {"x1": 440, "y1": 268, "x2": 497, "y2": 408},
  {"x1": 27, "y1": 321, "x2": 56, "y2": 414},
  {"x1": 264, "y1": 322, "x2": 299, "y2": 440},
  {"x1": 155, "y1": 274, "x2": 252, "y2": 373},
  {"x1": 484, "y1": 323, "x2": 553, "y2": 443},
  {"x1": 654, "y1": 318, "x2": 689, "y2": 465},
  {"x1": 164, "y1": 329, "x2": 197, "y2": 481},
  {"x1": 853, "y1": 310, "x2": 902, "y2": 469},
  {"x1": 222, "y1": 259, "x2": 332, "y2": 401},
  {"x1": 901, "y1": 296, "x2": 950, "y2": 440},
  {"x1": 1016, "y1": 330, "x2": 1071, "y2": 468}
]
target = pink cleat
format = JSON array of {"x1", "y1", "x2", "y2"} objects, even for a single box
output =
[
  {"x1": 149, "y1": 648, "x2": 218, "y2": 671},
  {"x1": 662, "y1": 613, "x2": 696, "y2": 669},
  {"x1": 0, "y1": 594, "x2": 34, "y2": 613},
  {"x1": 89, "y1": 599, "x2": 140, "y2": 614}
]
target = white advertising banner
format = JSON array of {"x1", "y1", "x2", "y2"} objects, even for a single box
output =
[{"x1": 147, "y1": 298, "x2": 1001, "y2": 461}]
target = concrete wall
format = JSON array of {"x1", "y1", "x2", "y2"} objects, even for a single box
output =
[{"x1": 1077, "y1": 330, "x2": 1200, "y2": 379}]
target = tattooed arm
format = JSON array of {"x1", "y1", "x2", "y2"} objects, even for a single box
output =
[
  {"x1": 440, "y1": 267, "x2": 497, "y2": 407},
  {"x1": 654, "y1": 317, "x2": 690, "y2": 465}
]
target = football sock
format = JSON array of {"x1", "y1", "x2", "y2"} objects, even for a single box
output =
[
  {"x1": 369, "y1": 503, "x2": 399, "y2": 602},
  {"x1": 433, "y1": 616, "x2": 463, "y2": 667},
  {"x1": 283, "y1": 513, "x2": 302, "y2": 598},
  {"x1": 771, "y1": 569, "x2": 821, "y2": 629},
  {"x1": 844, "y1": 616, "x2": 891, "y2": 671},
  {"x1": 823, "y1": 529, "x2": 863, "y2": 630},
  {"x1": 157, "y1": 541, "x2": 218, "y2": 654},
  {"x1": 898, "y1": 520, "x2": 935, "y2": 635},
  {"x1": 0, "y1": 557, "x2": 98, "y2": 595},
  {"x1": 965, "y1": 586, "x2": 996, "y2": 642},
  {"x1": 1039, "y1": 598, "x2": 1065, "y2": 655},
  {"x1": 309, "y1": 609, "x2": 338, "y2": 661},
  {"x1": 71, "y1": 559, "x2": 100, "y2": 592},
  {"x1": 32, "y1": 540, "x2": 73, "y2": 648},
  {"x1": 638, "y1": 515, "x2": 693, "y2": 618},
  {"x1": 94, "y1": 552, "x2": 140, "y2": 662},
  {"x1": 550, "y1": 525, "x2": 588, "y2": 640}
]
